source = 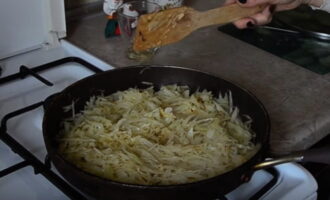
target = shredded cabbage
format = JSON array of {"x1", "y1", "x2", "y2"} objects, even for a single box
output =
[{"x1": 58, "y1": 85, "x2": 259, "y2": 185}]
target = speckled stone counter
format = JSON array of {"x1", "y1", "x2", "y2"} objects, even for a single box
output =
[{"x1": 66, "y1": 0, "x2": 330, "y2": 155}]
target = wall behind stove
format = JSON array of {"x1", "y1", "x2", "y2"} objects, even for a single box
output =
[
  {"x1": 65, "y1": 0, "x2": 102, "y2": 9},
  {"x1": 64, "y1": 0, "x2": 103, "y2": 22}
]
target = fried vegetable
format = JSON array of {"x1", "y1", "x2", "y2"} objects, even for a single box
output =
[{"x1": 58, "y1": 85, "x2": 259, "y2": 185}]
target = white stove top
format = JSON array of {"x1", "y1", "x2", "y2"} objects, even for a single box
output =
[{"x1": 0, "y1": 41, "x2": 318, "y2": 200}]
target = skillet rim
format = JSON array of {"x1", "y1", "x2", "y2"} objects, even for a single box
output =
[{"x1": 42, "y1": 65, "x2": 271, "y2": 189}]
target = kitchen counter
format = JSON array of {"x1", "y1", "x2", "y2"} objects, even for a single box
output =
[{"x1": 66, "y1": 0, "x2": 330, "y2": 155}]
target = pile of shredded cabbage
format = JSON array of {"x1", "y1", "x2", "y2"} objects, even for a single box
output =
[{"x1": 58, "y1": 85, "x2": 259, "y2": 185}]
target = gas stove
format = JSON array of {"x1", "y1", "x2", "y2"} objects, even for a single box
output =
[
  {"x1": 0, "y1": 40, "x2": 114, "y2": 200},
  {"x1": 0, "y1": 0, "x2": 318, "y2": 199},
  {"x1": 0, "y1": 41, "x2": 318, "y2": 200}
]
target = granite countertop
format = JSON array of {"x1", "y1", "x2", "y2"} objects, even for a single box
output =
[{"x1": 66, "y1": 0, "x2": 330, "y2": 155}]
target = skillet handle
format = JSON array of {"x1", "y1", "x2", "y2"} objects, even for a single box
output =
[
  {"x1": 253, "y1": 146, "x2": 330, "y2": 170},
  {"x1": 300, "y1": 146, "x2": 330, "y2": 164}
]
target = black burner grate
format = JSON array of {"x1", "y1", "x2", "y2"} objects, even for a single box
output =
[{"x1": 0, "y1": 57, "x2": 103, "y2": 200}]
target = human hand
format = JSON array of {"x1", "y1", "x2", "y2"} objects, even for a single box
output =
[{"x1": 224, "y1": 0, "x2": 324, "y2": 29}]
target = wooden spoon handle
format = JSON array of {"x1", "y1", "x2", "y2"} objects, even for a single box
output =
[{"x1": 196, "y1": 4, "x2": 267, "y2": 28}]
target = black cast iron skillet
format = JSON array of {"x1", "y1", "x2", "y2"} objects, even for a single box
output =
[{"x1": 42, "y1": 65, "x2": 330, "y2": 200}]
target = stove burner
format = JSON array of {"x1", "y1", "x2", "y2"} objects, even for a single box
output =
[
  {"x1": 0, "y1": 57, "x2": 103, "y2": 200},
  {"x1": 0, "y1": 57, "x2": 103, "y2": 85},
  {"x1": 20, "y1": 65, "x2": 54, "y2": 86}
]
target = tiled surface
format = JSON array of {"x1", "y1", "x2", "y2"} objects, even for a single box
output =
[{"x1": 66, "y1": 0, "x2": 330, "y2": 155}]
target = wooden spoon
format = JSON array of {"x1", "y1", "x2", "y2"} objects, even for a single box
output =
[{"x1": 133, "y1": 4, "x2": 266, "y2": 52}]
